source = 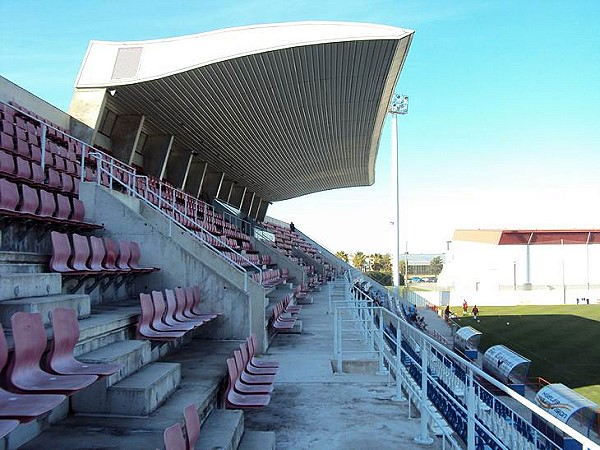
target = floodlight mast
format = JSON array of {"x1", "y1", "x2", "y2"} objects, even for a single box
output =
[{"x1": 388, "y1": 94, "x2": 408, "y2": 290}]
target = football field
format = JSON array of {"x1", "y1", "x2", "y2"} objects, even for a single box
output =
[{"x1": 451, "y1": 304, "x2": 600, "y2": 406}]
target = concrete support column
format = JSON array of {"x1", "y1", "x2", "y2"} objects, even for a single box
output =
[
  {"x1": 163, "y1": 145, "x2": 192, "y2": 188},
  {"x1": 108, "y1": 114, "x2": 144, "y2": 165},
  {"x1": 202, "y1": 171, "x2": 224, "y2": 201},
  {"x1": 68, "y1": 88, "x2": 107, "y2": 145},
  {"x1": 159, "y1": 135, "x2": 175, "y2": 180},
  {"x1": 241, "y1": 192, "x2": 254, "y2": 216},
  {"x1": 256, "y1": 200, "x2": 269, "y2": 222},
  {"x1": 139, "y1": 134, "x2": 173, "y2": 178},
  {"x1": 180, "y1": 152, "x2": 195, "y2": 190}
]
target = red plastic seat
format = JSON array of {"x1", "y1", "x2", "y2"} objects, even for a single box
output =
[
  {"x1": 103, "y1": 237, "x2": 124, "y2": 271},
  {"x1": 183, "y1": 404, "x2": 200, "y2": 450},
  {"x1": 0, "y1": 323, "x2": 66, "y2": 422},
  {"x1": 60, "y1": 172, "x2": 75, "y2": 194},
  {"x1": 163, "y1": 423, "x2": 186, "y2": 450},
  {"x1": 0, "y1": 178, "x2": 20, "y2": 215},
  {"x1": 227, "y1": 356, "x2": 273, "y2": 396},
  {"x1": 128, "y1": 241, "x2": 159, "y2": 273},
  {"x1": 14, "y1": 156, "x2": 31, "y2": 180},
  {"x1": 188, "y1": 286, "x2": 220, "y2": 319},
  {"x1": 238, "y1": 344, "x2": 277, "y2": 376},
  {"x1": 30, "y1": 161, "x2": 45, "y2": 185},
  {"x1": 7, "y1": 312, "x2": 97, "y2": 394},
  {"x1": 167, "y1": 289, "x2": 205, "y2": 327},
  {"x1": 19, "y1": 184, "x2": 39, "y2": 217},
  {"x1": 71, "y1": 234, "x2": 91, "y2": 271},
  {"x1": 233, "y1": 350, "x2": 275, "y2": 385},
  {"x1": 54, "y1": 193, "x2": 73, "y2": 220},
  {"x1": 153, "y1": 291, "x2": 195, "y2": 332},
  {"x1": 47, "y1": 308, "x2": 122, "y2": 376},
  {"x1": 247, "y1": 334, "x2": 279, "y2": 369},
  {"x1": 0, "y1": 150, "x2": 16, "y2": 176},
  {"x1": 49, "y1": 231, "x2": 74, "y2": 273},
  {"x1": 45, "y1": 167, "x2": 62, "y2": 190},
  {"x1": 116, "y1": 240, "x2": 132, "y2": 271},
  {"x1": 177, "y1": 287, "x2": 215, "y2": 322},
  {"x1": 137, "y1": 293, "x2": 185, "y2": 341},
  {"x1": 225, "y1": 358, "x2": 270, "y2": 409}
]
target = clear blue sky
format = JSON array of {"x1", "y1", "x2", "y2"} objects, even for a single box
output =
[{"x1": 1, "y1": 1, "x2": 599, "y2": 254}]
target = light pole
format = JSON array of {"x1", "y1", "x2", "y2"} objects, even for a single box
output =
[{"x1": 389, "y1": 94, "x2": 409, "y2": 292}]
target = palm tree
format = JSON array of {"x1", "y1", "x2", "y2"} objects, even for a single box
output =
[
  {"x1": 352, "y1": 252, "x2": 367, "y2": 271},
  {"x1": 335, "y1": 250, "x2": 349, "y2": 263}
]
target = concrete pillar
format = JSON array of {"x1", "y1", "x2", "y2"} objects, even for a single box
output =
[
  {"x1": 163, "y1": 145, "x2": 191, "y2": 188},
  {"x1": 139, "y1": 134, "x2": 172, "y2": 178},
  {"x1": 184, "y1": 160, "x2": 207, "y2": 198},
  {"x1": 159, "y1": 135, "x2": 175, "y2": 180},
  {"x1": 252, "y1": 198, "x2": 263, "y2": 221},
  {"x1": 256, "y1": 200, "x2": 269, "y2": 222},
  {"x1": 241, "y1": 191, "x2": 254, "y2": 216},
  {"x1": 109, "y1": 114, "x2": 144, "y2": 165},
  {"x1": 229, "y1": 185, "x2": 245, "y2": 209},
  {"x1": 249, "y1": 194, "x2": 261, "y2": 219},
  {"x1": 216, "y1": 178, "x2": 233, "y2": 202},
  {"x1": 180, "y1": 152, "x2": 195, "y2": 190},
  {"x1": 68, "y1": 88, "x2": 107, "y2": 138},
  {"x1": 202, "y1": 171, "x2": 223, "y2": 201}
]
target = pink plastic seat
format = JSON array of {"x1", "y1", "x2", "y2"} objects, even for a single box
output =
[
  {"x1": 30, "y1": 161, "x2": 45, "y2": 185},
  {"x1": 47, "y1": 308, "x2": 122, "y2": 376},
  {"x1": 233, "y1": 350, "x2": 275, "y2": 385},
  {"x1": 227, "y1": 356, "x2": 273, "y2": 396},
  {"x1": 153, "y1": 291, "x2": 195, "y2": 332},
  {"x1": 247, "y1": 334, "x2": 279, "y2": 369},
  {"x1": 14, "y1": 156, "x2": 31, "y2": 181},
  {"x1": 49, "y1": 231, "x2": 75, "y2": 273},
  {"x1": 163, "y1": 423, "x2": 186, "y2": 450},
  {"x1": 71, "y1": 234, "x2": 91, "y2": 271},
  {"x1": 238, "y1": 345, "x2": 277, "y2": 376},
  {"x1": 128, "y1": 241, "x2": 159, "y2": 273},
  {"x1": 45, "y1": 167, "x2": 62, "y2": 190},
  {"x1": 169, "y1": 289, "x2": 205, "y2": 326},
  {"x1": 0, "y1": 323, "x2": 66, "y2": 422},
  {"x1": 177, "y1": 287, "x2": 214, "y2": 322},
  {"x1": 137, "y1": 293, "x2": 185, "y2": 341},
  {"x1": 0, "y1": 179, "x2": 20, "y2": 215},
  {"x1": 103, "y1": 237, "x2": 124, "y2": 271},
  {"x1": 188, "y1": 286, "x2": 220, "y2": 319},
  {"x1": 225, "y1": 358, "x2": 270, "y2": 409},
  {"x1": 88, "y1": 236, "x2": 108, "y2": 272},
  {"x1": 0, "y1": 150, "x2": 16, "y2": 176},
  {"x1": 19, "y1": 184, "x2": 39, "y2": 217},
  {"x1": 116, "y1": 240, "x2": 132, "y2": 271},
  {"x1": 54, "y1": 193, "x2": 73, "y2": 221},
  {"x1": 60, "y1": 172, "x2": 75, "y2": 194},
  {"x1": 7, "y1": 312, "x2": 97, "y2": 395},
  {"x1": 183, "y1": 404, "x2": 200, "y2": 450}
]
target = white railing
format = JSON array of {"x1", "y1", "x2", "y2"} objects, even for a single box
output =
[
  {"x1": 332, "y1": 282, "x2": 599, "y2": 450},
  {"x1": 0, "y1": 100, "x2": 264, "y2": 289}
]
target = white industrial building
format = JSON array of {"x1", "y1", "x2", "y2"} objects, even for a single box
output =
[{"x1": 438, "y1": 229, "x2": 600, "y2": 306}]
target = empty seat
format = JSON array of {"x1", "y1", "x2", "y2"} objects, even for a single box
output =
[
  {"x1": 233, "y1": 350, "x2": 275, "y2": 385},
  {"x1": 163, "y1": 423, "x2": 186, "y2": 450},
  {"x1": 0, "y1": 150, "x2": 16, "y2": 176},
  {"x1": 71, "y1": 234, "x2": 91, "y2": 271},
  {"x1": 225, "y1": 357, "x2": 270, "y2": 409},
  {"x1": 19, "y1": 184, "x2": 39, "y2": 217},
  {"x1": 47, "y1": 308, "x2": 122, "y2": 376},
  {"x1": 0, "y1": 323, "x2": 66, "y2": 422},
  {"x1": 38, "y1": 190, "x2": 57, "y2": 218},
  {"x1": 7, "y1": 312, "x2": 98, "y2": 394},
  {"x1": 165, "y1": 289, "x2": 204, "y2": 327},
  {"x1": 136, "y1": 293, "x2": 185, "y2": 341},
  {"x1": 247, "y1": 334, "x2": 279, "y2": 369},
  {"x1": 0, "y1": 178, "x2": 20, "y2": 215},
  {"x1": 177, "y1": 287, "x2": 216, "y2": 322},
  {"x1": 183, "y1": 404, "x2": 200, "y2": 450},
  {"x1": 152, "y1": 291, "x2": 194, "y2": 332},
  {"x1": 128, "y1": 241, "x2": 159, "y2": 273}
]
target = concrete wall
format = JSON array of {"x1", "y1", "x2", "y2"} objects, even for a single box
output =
[{"x1": 79, "y1": 182, "x2": 270, "y2": 349}]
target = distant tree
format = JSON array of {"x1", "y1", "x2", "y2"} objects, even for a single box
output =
[
  {"x1": 370, "y1": 253, "x2": 392, "y2": 272},
  {"x1": 430, "y1": 256, "x2": 444, "y2": 275},
  {"x1": 335, "y1": 251, "x2": 349, "y2": 263},
  {"x1": 352, "y1": 252, "x2": 367, "y2": 270}
]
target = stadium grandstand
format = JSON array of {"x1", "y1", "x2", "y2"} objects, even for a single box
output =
[{"x1": 0, "y1": 20, "x2": 598, "y2": 450}]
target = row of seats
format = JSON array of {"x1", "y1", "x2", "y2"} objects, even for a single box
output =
[
  {"x1": 50, "y1": 231, "x2": 158, "y2": 275},
  {"x1": 163, "y1": 404, "x2": 201, "y2": 450},
  {"x1": 0, "y1": 150, "x2": 80, "y2": 196},
  {"x1": 0, "y1": 178, "x2": 99, "y2": 230},
  {"x1": 0, "y1": 308, "x2": 122, "y2": 428},
  {"x1": 136, "y1": 286, "x2": 220, "y2": 341},
  {"x1": 271, "y1": 296, "x2": 301, "y2": 330},
  {"x1": 225, "y1": 335, "x2": 278, "y2": 409},
  {"x1": 252, "y1": 268, "x2": 287, "y2": 288}
]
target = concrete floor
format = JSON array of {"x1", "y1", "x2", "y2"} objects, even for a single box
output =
[{"x1": 244, "y1": 282, "x2": 443, "y2": 450}]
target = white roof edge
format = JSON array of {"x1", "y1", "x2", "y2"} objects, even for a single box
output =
[{"x1": 75, "y1": 21, "x2": 414, "y2": 88}]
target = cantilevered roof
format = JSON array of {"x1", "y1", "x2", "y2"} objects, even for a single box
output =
[
  {"x1": 74, "y1": 22, "x2": 414, "y2": 202},
  {"x1": 453, "y1": 229, "x2": 600, "y2": 246}
]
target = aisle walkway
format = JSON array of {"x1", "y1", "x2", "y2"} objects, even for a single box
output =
[{"x1": 243, "y1": 280, "x2": 442, "y2": 450}]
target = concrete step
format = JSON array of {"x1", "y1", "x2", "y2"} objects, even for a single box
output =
[
  {"x1": 79, "y1": 339, "x2": 151, "y2": 386},
  {"x1": 0, "y1": 251, "x2": 49, "y2": 265},
  {"x1": 0, "y1": 294, "x2": 90, "y2": 329},
  {"x1": 238, "y1": 430, "x2": 276, "y2": 450},
  {"x1": 197, "y1": 409, "x2": 244, "y2": 450},
  {"x1": 0, "y1": 263, "x2": 47, "y2": 274},
  {"x1": 75, "y1": 305, "x2": 140, "y2": 355},
  {"x1": 0, "y1": 272, "x2": 62, "y2": 301},
  {"x1": 76, "y1": 362, "x2": 181, "y2": 416}
]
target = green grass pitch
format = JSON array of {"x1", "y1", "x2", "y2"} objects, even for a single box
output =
[{"x1": 451, "y1": 304, "x2": 600, "y2": 406}]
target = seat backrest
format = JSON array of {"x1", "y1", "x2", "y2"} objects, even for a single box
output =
[
  {"x1": 10, "y1": 312, "x2": 47, "y2": 378},
  {"x1": 166, "y1": 289, "x2": 186, "y2": 322},
  {"x1": 0, "y1": 150, "x2": 16, "y2": 175},
  {"x1": 103, "y1": 237, "x2": 120, "y2": 270},
  {"x1": 183, "y1": 404, "x2": 200, "y2": 450},
  {"x1": 71, "y1": 234, "x2": 91, "y2": 271},
  {"x1": 226, "y1": 357, "x2": 239, "y2": 389},
  {"x1": 0, "y1": 178, "x2": 19, "y2": 211},
  {"x1": 150, "y1": 291, "x2": 167, "y2": 326},
  {"x1": 54, "y1": 193, "x2": 72, "y2": 220},
  {"x1": 0, "y1": 323, "x2": 9, "y2": 372},
  {"x1": 175, "y1": 287, "x2": 192, "y2": 316},
  {"x1": 163, "y1": 423, "x2": 186, "y2": 450},
  {"x1": 71, "y1": 198, "x2": 85, "y2": 222},
  {"x1": 233, "y1": 349, "x2": 246, "y2": 374},
  {"x1": 50, "y1": 231, "x2": 73, "y2": 272},
  {"x1": 128, "y1": 241, "x2": 143, "y2": 269},
  {"x1": 15, "y1": 156, "x2": 31, "y2": 180},
  {"x1": 116, "y1": 240, "x2": 131, "y2": 270},
  {"x1": 20, "y1": 184, "x2": 39, "y2": 215},
  {"x1": 46, "y1": 167, "x2": 62, "y2": 190},
  {"x1": 48, "y1": 308, "x2": 80, "y2": 369},
  {"x1": 138, "y1": 293, "x2": 155, "y2": 334},
  {"x1": 89, "y1": 236, "x2": 106, "y2": 271}
]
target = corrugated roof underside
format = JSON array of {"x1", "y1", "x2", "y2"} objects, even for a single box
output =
[{"x1": 108, "y1": 39, "x2": 399, "y2": 201}]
